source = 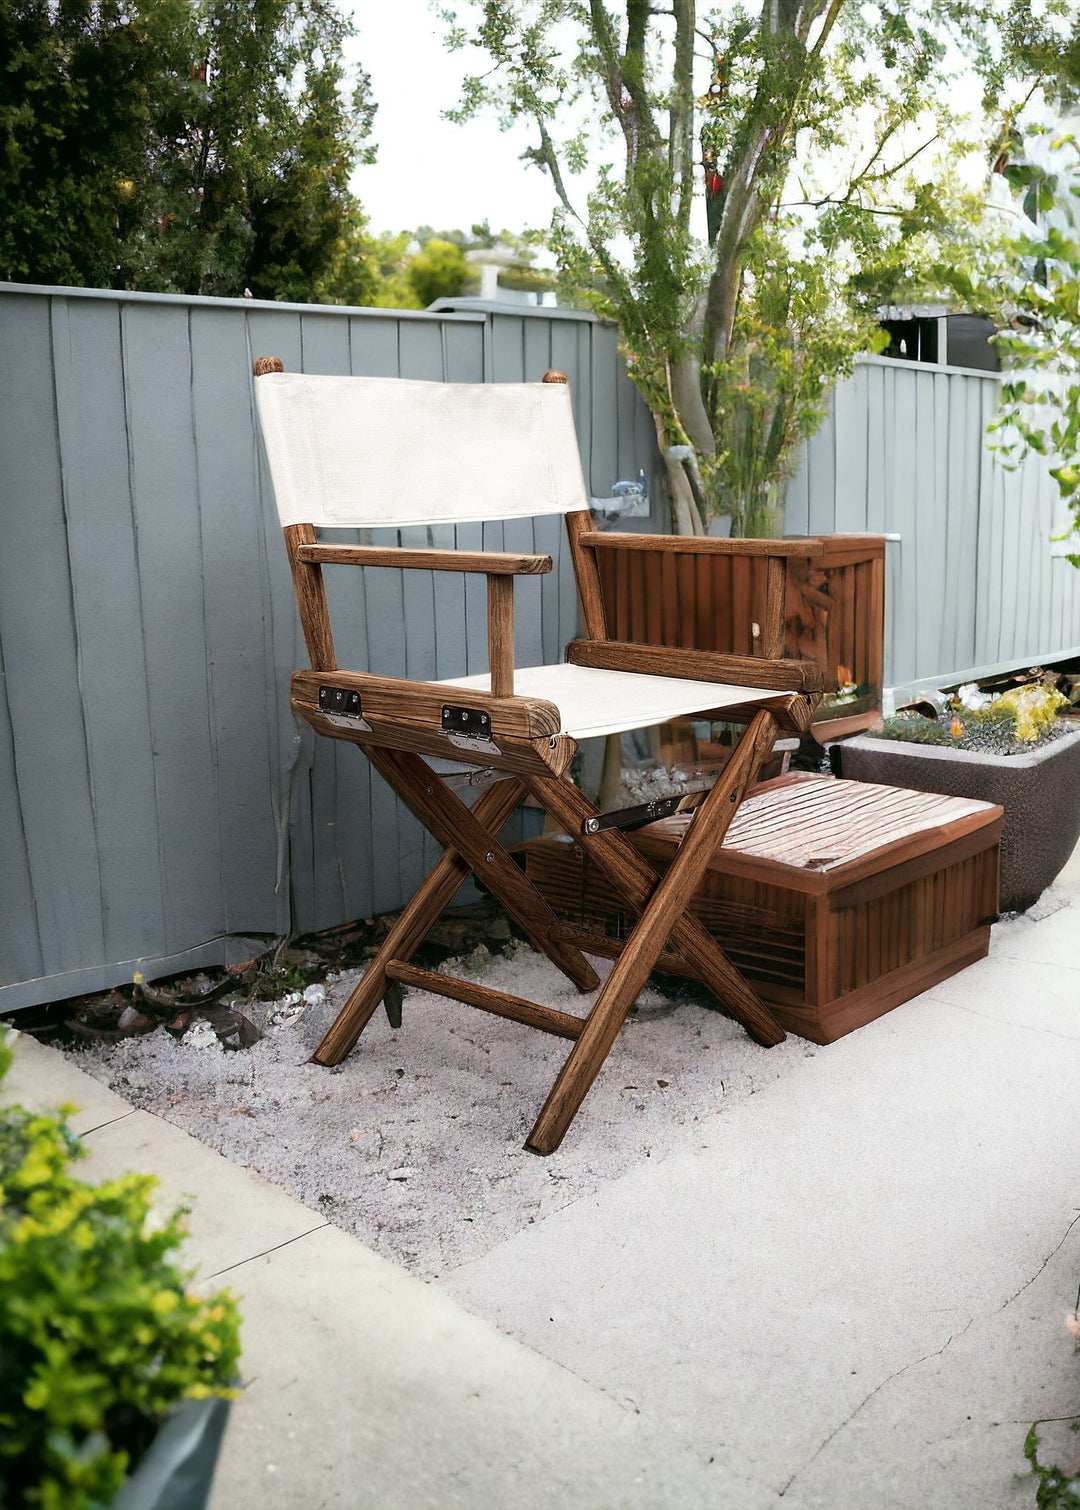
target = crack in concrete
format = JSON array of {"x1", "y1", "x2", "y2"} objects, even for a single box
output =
[
  {"x1": 777, "y1": 1318, "x2": 976, "y2": 1498},
  {"x1": 199, "y1": 1220, "x2": 330, "y2": 1281},
  {"x1": 998, "y1": 1209, "x2": 1080, "y2": 1312},
  {"x1": 777, "y1": 1210, "x2": 1080, "y2": 1498},
  {"x1": 929, "y1": 998, "x2": 1080, "y2": 1047},
  {"x1": 76, "y1": 1108, "x2": 138, "y2": 1137}
]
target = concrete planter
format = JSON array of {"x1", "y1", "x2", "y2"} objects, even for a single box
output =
[
  {"x1": 836, "y1": 728, "x2": 1080, "y2": 912},
  {"x1": 112, "y1": 1397, "x2": 231, "y2": 1510}
]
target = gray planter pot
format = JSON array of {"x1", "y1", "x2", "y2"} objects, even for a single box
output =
[
  {"x1": 112, "y1": 1397, "x2": 231, "y2": 1510},
  {"x1": 836, "y1": 728, "x2": 1080, "y2": 912}
]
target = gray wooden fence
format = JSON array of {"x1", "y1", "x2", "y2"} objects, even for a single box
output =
[
  {"x1": 0, "y1": 285, "x2": 656, "y2": 1010},
  {"x1": 3, "y1": 284, "x2": 1080, "y2": 1010},
  {"x1": 786, "y1": 354, "x2": 1080, "y2": 695}
]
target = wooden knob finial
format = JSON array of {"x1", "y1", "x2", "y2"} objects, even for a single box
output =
[
  {"x1": 253, "y1": 356, "x2": 285, "y2": 376},
  {"x1": 542, "y1": 369, "x2": 568, "y2": 384}
]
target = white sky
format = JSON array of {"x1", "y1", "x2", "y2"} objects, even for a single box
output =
[{"x1": 346, "y1": 1, "x2": 562, "y2": 236}]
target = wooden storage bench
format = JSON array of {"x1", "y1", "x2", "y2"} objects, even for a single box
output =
[{"x1": 523, "y1": 774, "x2": 1002, "y2": 1044}]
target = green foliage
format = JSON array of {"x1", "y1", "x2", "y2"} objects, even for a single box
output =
[
  {"x1": 0, "y1": 0, "x2": 376, "y2": 302},
  {"x1": 968, "y1": 135, "x2": 1080, "y2": 555},
  {"x1": 406, "y1": 237, "x2": 470, "y2": 306},
  {"x1": 444, "y1": 0, "x2": 1020, "y2": 535},
  {"x1": 1026, "y1": 1423, "x2": 1080, "y2": 1508},
  {"x1": 0, "y1": 1031, "x2": 241, "y2": 1510},
  {"x1": 880, "y1": 683, "x2": 1068, "y2": 755}
]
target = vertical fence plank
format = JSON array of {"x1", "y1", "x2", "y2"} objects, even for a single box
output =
[
  {"x1": 122, "y1": 302, "x2": 224, "y2": 951},
  {"x1": 0, "y1": 294, "x2": 99, "y2": 983},
  {"x1": 244, "y1": 307, "x2": 309, "y2": 931},
  {"x1": 189, "y1": 306, "x2": 281, "y2": 936},
  {"x1": 52, "y1": 295, "x2": 167, "y2": 966}
]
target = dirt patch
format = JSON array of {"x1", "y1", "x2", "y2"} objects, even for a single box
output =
[{"x1": 62, "y1": 942, "x2": 814, "y2": 1279}]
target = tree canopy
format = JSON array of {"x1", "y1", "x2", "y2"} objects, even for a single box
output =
[
  {"x1": 0, "y1": 0, "x2": 376, "y2": 302},
  {"x1": 446, "y1": 0, "x2": 1079, "y2": 534}
]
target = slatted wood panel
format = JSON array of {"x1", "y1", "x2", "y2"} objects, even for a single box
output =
[
  {"x1": 595, "y1": 536, "x2": 886, "y2": 734},
  {"x1": 523, "y1": 774, "x2": 1002, "y2": 1043},
  {"x1": 1, "y1": 286, "x2": 654, "y2": 1009}
]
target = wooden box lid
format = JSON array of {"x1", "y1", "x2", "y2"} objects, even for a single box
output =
[{"x1": 633, "y1": 773, "x2": 1003, "y2": 896}]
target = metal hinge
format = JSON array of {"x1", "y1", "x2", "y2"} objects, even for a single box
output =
[
  {"x1": 583, "y1": 783, "x2": 715, "y2": 836},
  {"x1": 318, "y1": 685, "x2": 371, "y2": 731},
  {"x1": 440, "y1": 703, "x2": 501, "y2": 755}
]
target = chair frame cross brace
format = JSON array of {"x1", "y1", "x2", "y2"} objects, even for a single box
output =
[{"x1": 253, "y1": 357, "x2": 824, "y2": 1154}]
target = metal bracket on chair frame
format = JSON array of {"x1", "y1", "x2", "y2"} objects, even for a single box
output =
[
  {"x1": 582, "y1": 783, "x2": 717, "y2": 836},
  {"x1": 440, "y1": 703, "x2": 501, "y2": 756},
  {"x1": 318, "y1": 685, "x2": 371, "y2": 731}
]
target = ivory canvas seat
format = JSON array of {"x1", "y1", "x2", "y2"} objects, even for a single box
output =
[
  {"x1": 253, "y1": 359, "x2": 824, "y2": 1153},
  {"x1": 438, "y1": 663, "x2": 782, "y2": 741}
]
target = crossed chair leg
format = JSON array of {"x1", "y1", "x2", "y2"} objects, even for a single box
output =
[{"x1": 313, "y1": 708, "x2": 785, "y2": 1154}]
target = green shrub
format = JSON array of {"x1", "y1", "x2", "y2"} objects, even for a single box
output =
[
  {"x1": 0, "y1": 1031, "x2": 241, "y2": 1509},
  {"x1": 1026, "y1": 1423, "x2": 1080, "y2": 1507}
]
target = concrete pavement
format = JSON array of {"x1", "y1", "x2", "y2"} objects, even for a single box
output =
[{"x1": 6, "y1": 840, "x2": 1080, "y2": 1508}]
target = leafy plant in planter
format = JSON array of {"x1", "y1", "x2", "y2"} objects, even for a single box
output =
[
  {"x1": 838, "y1": 680, "x2": 1080, "y2": 910},
  {"x1": 0, "y1": 1031, "x2": 241, "y2": 1510},
  {"x1": 879, "y1": 681, "x2": 1069, "y2": 755}
]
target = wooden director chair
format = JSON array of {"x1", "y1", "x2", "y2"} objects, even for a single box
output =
[{"x1": 253, "y1": 359, "x2": 823, "y2": 1154}]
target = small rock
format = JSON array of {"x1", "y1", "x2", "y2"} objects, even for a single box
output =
[
  {"x1": 387, "y1": 1167, "x2": 416, "y2": 1181},
  {"x1": 117, "y1": 1005, "x2": 154, "y2": 1033},
  {"x1": 302, "y1": 983, "x2": 327, "y2": 1007},
  {"x1": 184, "y1": 1020, "x2": 221, "y2": 1051}
]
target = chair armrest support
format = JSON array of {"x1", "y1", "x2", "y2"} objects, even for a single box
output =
[
  {"x1": 294, "y1": 544, "x2": 552, "y2": 575},
  {"x1": 566, "y1": 638, "x2": 825, "y2": 693}
]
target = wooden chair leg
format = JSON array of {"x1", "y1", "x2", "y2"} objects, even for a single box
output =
[
  {"x1": 527, "y1": 721, "x2": 784, "y2": 1048},
  {"x1": 364, "y1": 745, "x2": 600, "y2": 992},
  {"x1": 525, "y1": 710, "x2": 781, "y2": 1155},
  {"x1": 313, "y1": 776, "x2": 524, "y2": 1065}
]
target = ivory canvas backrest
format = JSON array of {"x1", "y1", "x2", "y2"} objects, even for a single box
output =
[{"x1": 254, "y1": 372, "x2": 590, "y2": 530}]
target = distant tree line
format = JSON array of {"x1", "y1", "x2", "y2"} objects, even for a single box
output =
[{"x1": 0, "y1": 0, "x2": 376, "y2": 302}]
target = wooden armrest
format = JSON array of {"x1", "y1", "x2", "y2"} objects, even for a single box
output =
[
  {"x1": 294, "y1": 544, "x2": 552, "y2": 575},
  {"x1": 576, "y1": 532, "x2": 825, "y2": 557},
  {"x1": 291, "y1": 670, "x2": 561, "y2": 737},
  {"x1": 566, "y1": 639, "x2": 825, "y2": 693}
]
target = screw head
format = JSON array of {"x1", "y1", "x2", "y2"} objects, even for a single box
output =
[
  {"x1": 485, "y1": 851, "x2": 495, "y2": 863},
  {"x1": 585, "y1": 818, "x2": 600, "y2": 834}
]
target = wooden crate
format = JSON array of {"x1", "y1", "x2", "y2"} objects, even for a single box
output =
[
  {"x1": 523, "y1": 774, "x2": 1002, "y2": 1044},
  {"x1": 593, "y1": 534, "x2": 886, "y2": 739}
]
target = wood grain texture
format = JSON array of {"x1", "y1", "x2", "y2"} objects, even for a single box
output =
[
  {"x1": 566, "y1": 637, "x2": 825, "y2": 693},
  {"x1": 282, "y1": 524, "x2": 336, "y2": 671},
  {"x1": 582, "y1": 532, "x2": 827, "y2": 557},
  {"x1": 291, "y1": 668, "x2": 559, "y2": 737},
  {"x1": 564, "y1": 509, "x2": 609, "y2": 639},
  {"x1": 368, "y1": 746, "x2": 600, "y2": 992},
  {"x1": 763, "y1": 556, "x2": 787, "y2": 658},
  {"x1": 295, "y1": 705, "x2": 577, "y2": 779},
  {"x1": 593, "y1": 536, "x2": 885, "y2": 734},
  {"x1": 487, "y1": 574, "x2": 515, "y2": 698},
  {"x1": 314, "y1": 777, "x2": 525, "y2": 1064},
  {"x1": 528, "y1": 770, "x2": 788, "y2": 1048},
  {"x1": 524, "y1": 708, "x2": 783, "y2": 1154},
  {"x1": 385, "y1": 960, "x2": 585, "y2": 1039},
  {"x1": 523, "y1": 773, "x2": 1002, "y2": 1046},
  {"x1": 295, "y1": 544, "x2": 552, "y2": 575}
]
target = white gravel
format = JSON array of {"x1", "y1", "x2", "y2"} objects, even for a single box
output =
[{"x1": 63, "y1": 942, "x2": 815, "y2": 1279}]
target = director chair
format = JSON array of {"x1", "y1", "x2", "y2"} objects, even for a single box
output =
[{"x1": 253, "y1": 359, "x2": 823, "y2": 1153}]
